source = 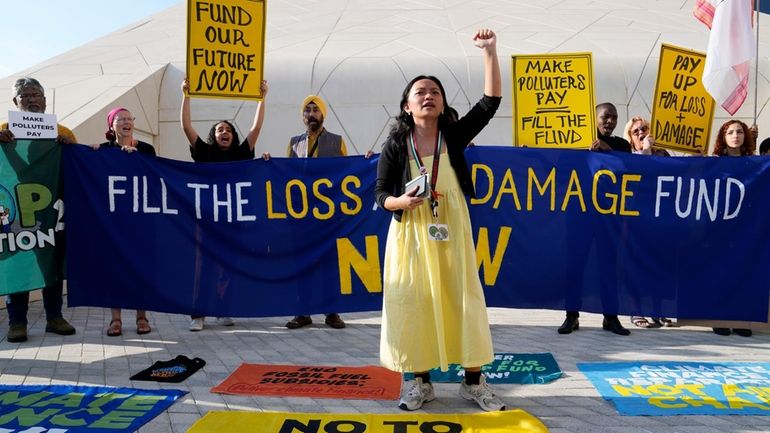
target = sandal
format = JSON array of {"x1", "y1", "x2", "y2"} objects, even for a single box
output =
[
  {"x1": 652, "y1": 317, "x2": 674, "y2": 327},
  {"x1": 631, "y1": 316, "x2": 652, "y2": 328},
  {"x1": 136, "y1": 317, "x2": 152, "y2": 335},
  {"x1": 107, "y1": 319, "x2": 122, "y2": 337}
]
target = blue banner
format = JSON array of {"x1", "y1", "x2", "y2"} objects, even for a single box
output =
[
  {"x1": 579, "y1": 361, "x2": 770, "y2": 415},
  {"x1": 62, "y1": 145, "x2": 770, "y2": 321},
  {"x1": 0, "y1": 384, "x2": 185, "y2": 432}
]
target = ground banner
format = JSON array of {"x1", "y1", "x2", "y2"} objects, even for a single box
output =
[
  {"x1": 62, "y1": 145, "x2": 770, "y2": 321},
  {"x1": 0, "y1": 384, "x2": 185, "y2": 432},
  {"x1": 650, "y1": 43, "x2": 715, "y2": 155},
  {"x1": 187, "y1": 410, "x2": 550, "y2": 433},
  {"x1": 407, "y1": 353, "x2": 562, "y2": 384},
  {"x1": 579, "y1": 361, "x2": 770, "y2": 415},
  {"x1": 0, "y1": 139, "x2": 63, "y2": 295},
  {"x1": 512, "y1": 52, "x2": 595, "y2": 149},
  {"x1": 211, "y1": 364, "x2": 400, "y2": 400},
  {"x1": 186, "y1": 0, "x2": 266, "y2": 99}
]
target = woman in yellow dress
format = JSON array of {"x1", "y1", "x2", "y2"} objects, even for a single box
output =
[{"x1": 374, "y1": 28, "x2": 503, "y2": 412}]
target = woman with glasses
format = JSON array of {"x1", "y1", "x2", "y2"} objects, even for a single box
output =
[
  {"x1": 98, "y1": 107, "x2": 155, "y2": 336},
  {"x1": 621, "y1": 116, "x2": 673, "y2": 329}
]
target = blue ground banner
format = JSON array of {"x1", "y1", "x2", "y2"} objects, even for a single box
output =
[
  {"x1": 0, "y1": 384, "x2": 185, "y2": 432},
  {"x1": 0, "y1": 140, "x2": 63, "y2": 295},
  {"x1": 578, "y1": 361, "x2": 770, "y2": 415},
  {"x1": 62, "y1": 145, "x2": 770, "y2": 321},
  {"x1": 407, "y1": 353, "x2": 562, "y2": 384}
]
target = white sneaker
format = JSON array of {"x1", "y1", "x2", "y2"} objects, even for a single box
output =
[
  {"x1": 217, "y1": 317, "x2": 235, "y2": 326},
  {"x1": 189, "y1": 318, "x2": 204, "y2": 331},
  {"x1": 459, "y1": 376, "x2": 505, "y2": 411},
  {"x1": 398, "y1": 378, "x2": 435, "y2": 411}
]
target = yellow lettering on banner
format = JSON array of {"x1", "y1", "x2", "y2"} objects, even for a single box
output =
[
  {"x1": 648, "y1": 397, "x2": 687, "y2": 409},
  {"x1": 475, "y1": 226, "x2": 512, "y2": 286},
  {"x1": 681, "y1": 395, "x2": 727, "y2": 409},
  {"x1": 312, "y1": 179, "x2": 335, "y2": 220},
  {"x1": 31, "y1": 392, "x2": 85, "y2": 408},
  {"x1": 611, "y1": 384, "x2": 652, "y2": 397},
  {"x1": 337, "y1": 236, "x2": 382, "y2": 294},
  {"x1": 648, "y1": 385, "x2": 682, "y2": 396},
  {"x1": 286, "y1": 180, "x2": 308, "y2": 219},
  {"x1": 493, "y1": 169, "x2": 522, "y2": 210},
  {"x1": 619, "y1": 174, "x2": 641, "y2": 216},
  {"x1": 727, "y1": 396, "x2": 770, "y2": 410},
  {"x1": 490, "y1": 168, "x2": 521, "y2": 210},
  {"x1": 561, "y1": 170, "x2": 587, "y2": 212},
  {"x1": 492, "y1": 168, "x2": 521, "y2": 210},
  {"x1": 722, "y1": 384, "x2": 770, "y2": 410},
  {"x1": 527, "y1": 167, "x2": 556, "y2": 211},
  {"x1": 592, "y1": 170, "x2": 617, "y2": 214},
  {"x1": 265, "y1": 181, "x2": 287, "y2": 219},
  {"x1": 340, "y1": 176, "x2": 363, "y2": 215},
  {"x1": 470, "y1": 164, "x2": 494, "y2": 205}
]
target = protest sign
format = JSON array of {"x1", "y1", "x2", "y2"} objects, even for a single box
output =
[
  {"x1": 0, "y1": 140, "x2": 63, "y2": 295},
  {"x1": 186, "y1": 0, "x2": 266, "y2": 99},
  {"x1": 0, "y1": 384, "x2": 185, "y2": 432},
  {"x1": 188, "y1": 410, "x2": 550, "y2": 433},
  {"x1": 579, "y1": 361, "x2": 770, "y2": 415},
  {"x1": 408, "y1": 353, "x2": 562, "y2": 384},
  {"x1": 211, "y1": 364, "x2": 401, "y2": 400},
  {"x1": 512, "y1": 52, "x2": 595, "y2": 149},
  {"x1": 651, "y1": 43, "x2": 715, "y2": 155},
  {"x1": 7, "y1": 111, "x2": 57, "y2": 139},
  {"x1": 61, "y1": 145, "x2": 770, "y2": 321}
]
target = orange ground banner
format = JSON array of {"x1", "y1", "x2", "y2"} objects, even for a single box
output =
[{"x1": 211, "y1": 364, "x2": 401, "y2": 400}]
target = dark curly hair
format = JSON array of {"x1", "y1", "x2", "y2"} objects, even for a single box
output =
[
  {"x1": 713, "y1": 119, "x2": 755, "y2": 156},
  {"x1": 206, "y1": 120, "x2": 241, "y2": 151},
  {"x1": 387, "y1": 75, "x2": 455, "y2": 146}
]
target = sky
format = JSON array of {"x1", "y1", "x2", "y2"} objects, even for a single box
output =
[{"x1": 0, "y1": 0, "x2": 180, "y2": 78}]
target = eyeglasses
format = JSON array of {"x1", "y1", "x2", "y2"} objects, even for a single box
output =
[
  {"x1": 115, "y1": 117, "x2": 135, "y2": 123},
  {"x1": 17, "y1": 92, "x2": 44, "y2": 99},
  {"x1": 632, "y1": 125, "x2": 649, "y2": 135}
]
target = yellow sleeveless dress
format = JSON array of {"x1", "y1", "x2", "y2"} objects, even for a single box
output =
[{"x1": 380, "y1": 152, "x2": 494, "y2": 372}]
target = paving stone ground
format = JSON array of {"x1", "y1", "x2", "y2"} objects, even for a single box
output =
[{"x1": 1, "y1": 300, "x2": 768, "y2": 433}]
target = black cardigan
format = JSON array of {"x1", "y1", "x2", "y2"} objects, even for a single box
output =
[{"x1": 375, "y1": 95, "x2": 501, "y2": 222}]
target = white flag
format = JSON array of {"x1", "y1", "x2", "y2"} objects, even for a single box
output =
[{"x1": 695, "y1": 0, "x2": 755, "y2": 115}]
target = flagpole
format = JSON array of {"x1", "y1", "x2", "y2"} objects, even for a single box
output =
[{"x1": 755, "y1": 0, "x2": 760, "y2": 125}]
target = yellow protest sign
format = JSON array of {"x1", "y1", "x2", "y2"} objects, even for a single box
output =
[
  {"x1": 187, "y1": 410, "x2": 550, "y2": 433},
  {"x1": 186, "y1": 0, "x2": 266, "y2": 100},
  {"x1": 512, "y1": 53, "x2": 596, "y2": 149},
  {"x1": 651, "y1": 43, "x2": 715, "y2": 154}
]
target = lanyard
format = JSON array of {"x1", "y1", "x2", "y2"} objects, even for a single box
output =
[{"x1": 408, "y1": 130, "x2": 443, "y2": 218}]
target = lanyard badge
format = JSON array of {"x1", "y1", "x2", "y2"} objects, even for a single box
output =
[{"x1": 409, "y1": 130, "x2": 443, "y2": 221}]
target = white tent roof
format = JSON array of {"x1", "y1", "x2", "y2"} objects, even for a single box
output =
[{"x1": 1, "y1": 0, "x2": 768, "y2": 158}]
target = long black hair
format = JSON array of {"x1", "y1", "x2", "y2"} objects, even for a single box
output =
[
  {"x1": 206, "y1": 120, "x2": 241, "y2": 151},
  {"x1": 388, "y1": 75, "x2": 455, "y2": 146}
]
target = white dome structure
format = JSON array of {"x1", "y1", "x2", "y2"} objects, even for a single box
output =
[{"x1": 1, "y1": 0, "x2": 768, "y2": 158}]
